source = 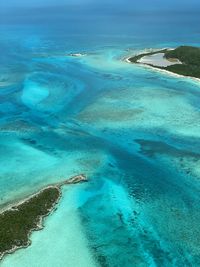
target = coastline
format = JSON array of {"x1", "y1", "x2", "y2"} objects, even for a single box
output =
[
  {"x1": 0, "y1": 174, "x2": 87, "y2": 261},
  {"x1": 124, "y1": 47, "x2": 170, "y2": 63},
  {"x1": 125, "y1": 53, "x2": 200, "y2": 83},
  {"x1": 0, "y1": 174, "x2": 87, "y2": 214},
  {"x1": 0, "y1": 186, "x2": 61, "y2": 261}
]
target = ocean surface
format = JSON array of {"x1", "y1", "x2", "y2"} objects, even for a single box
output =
[{"x1": 1, "y1": 2, "x2": 200, "y2": 266}]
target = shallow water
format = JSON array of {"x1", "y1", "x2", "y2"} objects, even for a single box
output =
[
  {"x1": 138, "y1": 53, "x2": 182, "y2": 67},
  {"x1": 1, "y1": 3, "x2": 200, "y2": 266}
]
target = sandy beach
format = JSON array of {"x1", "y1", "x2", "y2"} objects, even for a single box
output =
[{"x1": 125, "y1": 52, "x2": 200, "y2": 83}]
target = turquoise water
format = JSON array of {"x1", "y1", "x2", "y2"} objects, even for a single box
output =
[{"x1": 1, "y1": 3, "x2": 200, "y2": 266}]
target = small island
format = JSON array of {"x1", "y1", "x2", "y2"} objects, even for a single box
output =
[
  {"x1": 0, "y1": 174, "x2": 87, "y2": 260},
  {"x1": 68, "y1": 53, "x2": 85, "y2": 57},
  {"x1": 128, "y1": 46, "x2": 200, "y2": 79}
]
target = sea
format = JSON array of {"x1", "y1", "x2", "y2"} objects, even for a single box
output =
[{"x1": 1, "y1": 1, "x2": 200, "y2": 266}]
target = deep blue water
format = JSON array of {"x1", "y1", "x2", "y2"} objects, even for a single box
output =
[{"x1": 1, "y1": 2, "x2": 200, "y2": 266}]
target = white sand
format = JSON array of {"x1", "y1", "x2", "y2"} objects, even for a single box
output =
[{"x1": 68, "y1": 53, "x2": 85, "y2": 57}]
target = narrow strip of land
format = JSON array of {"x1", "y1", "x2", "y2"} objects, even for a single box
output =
[{"x1": 0, "y1": 174, "x2": 87, "y2": 260}]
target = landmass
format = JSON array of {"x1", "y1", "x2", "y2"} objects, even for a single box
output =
[
  {"x1": 0, "y1": 174, "x2": 87, "y2": 260},
  {"x1": 128, "y1": 46, "x2": 200, "y2": 79},
  {"x1": 68, "y1": 53, "x2": 85, "y2": 57}
]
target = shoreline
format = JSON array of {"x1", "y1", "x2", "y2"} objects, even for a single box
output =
[
  {"x1": 0, "y1": 174, "x2": 87, "y2": 214},
  {"x1": 0, "y1": 174, "x2": 88, "y2": 261},
  {"x1": 125, "y1": 51, "x2": 200, "y2": 83},
  {"x1": 0, "y1": 186, "x2": 61, "y2": 261},
  {"x1": 124, "y1": 47, "x2": 170, "y2": 63}
]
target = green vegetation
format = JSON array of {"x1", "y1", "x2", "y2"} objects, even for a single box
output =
[
  {"x1": 0, "y1": 187, "x2": 60, "y2": 259},
  {"x1": 165, "y1": 46, "x2": 200, "y2": 78},
  {"x1": 165, "y1": 46, "x2": 200, "y2": 66},
  {"x1": 129, "y1": 46, "x2": 200, "y2": 79}
]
